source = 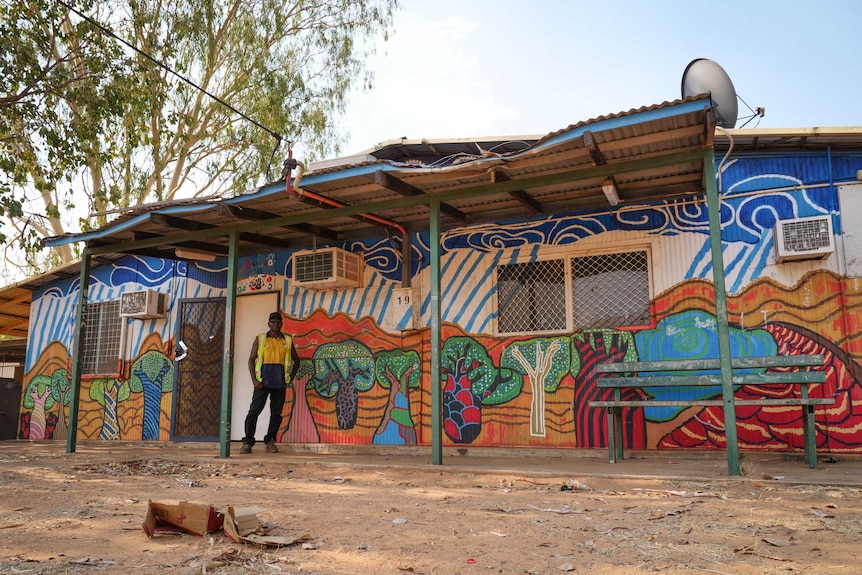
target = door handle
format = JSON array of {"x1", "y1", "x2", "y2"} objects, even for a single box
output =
[{"x1": 176, "y1": 340, "x2": 188, "y2": 361}]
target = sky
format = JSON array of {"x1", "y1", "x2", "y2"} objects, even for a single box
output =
[{"x1": 330, "y1": 0, "x2": 862, "y2": 157}]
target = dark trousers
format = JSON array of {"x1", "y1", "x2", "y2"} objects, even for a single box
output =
[{"x1": 242, "y1": 386, "x2": 286, "y2": 446}]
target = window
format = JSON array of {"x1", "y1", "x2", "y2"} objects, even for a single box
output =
[
  {"x1": 571, "y1": 251, "x2": 650, "y2": 329},
  {"x1": 496, "y1": 249, "x2": 651, "y2": 335},
  {"x1": 82, "y1": 301, "x2": 122, "y2": 376},
  {"x1": 497, "y1": 259, "x2": 566, "y2": 334}
]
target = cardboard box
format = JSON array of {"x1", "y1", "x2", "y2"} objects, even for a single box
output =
[
  {"x1": 142, "y1": 500, "x2": 224, "y2": 537},
  {"x1": 224, "y1": 506, "x2": 312, "y2": 547}
]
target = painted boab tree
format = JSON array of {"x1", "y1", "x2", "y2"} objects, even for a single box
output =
[
  {"x1": 128, "y1": 351, "x2": 174, "y2": 441},
  {"x1": 280, "y1": 359, "x2": 321, "y2": 443},
  {"x1": 571, "y1": 330, "x2": 638, "y2": 449},
  {"x1": 502, "y1": 337, "x2": 570, "y2": 437},
  {"x1": 21, "y1": 369, "x2": 68, "y2": 440},
  {"x1": 312, "y1": 340, "x2": 374, "y2": 430},
  {"x1": 442, "y1": 336, "x2": 523, "y2": 444},
  {"x1": 89, "y1": 377, "x2": 124, "y2": 439},
  {"x1": 373, "y1": 349, "x2": 420, "y2": 445}
]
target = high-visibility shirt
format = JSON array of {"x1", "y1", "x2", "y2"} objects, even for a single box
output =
[{"x1": 254, "y1": 333, "x2": 294, "y2": 387}]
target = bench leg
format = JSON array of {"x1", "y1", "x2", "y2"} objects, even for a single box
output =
[
  {"x1": 803, "y1": 404, "x2": 817, "y2": 469},
  {"x1": 614, "y1": 407, "x2": 624, "y2": 462},
  {"x1": 606, "y1": 407, "x2": 616, "y2": 462},
  {"x1": 606, "y1": 407, "x2": 624, "y2": 463}
]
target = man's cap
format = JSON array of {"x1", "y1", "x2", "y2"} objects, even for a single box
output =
[{"x1": 269, "y1": 312, "x2": 282, "y2": 321}]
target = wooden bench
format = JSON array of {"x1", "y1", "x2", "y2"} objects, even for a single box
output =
[{"x1": 589, "y1": 354, "x2": 834, "y2": 468}]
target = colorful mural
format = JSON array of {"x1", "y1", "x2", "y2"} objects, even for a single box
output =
[
  {"x1": 372, "y1": 349, "x2": 420, "y2": 445},
  {"x1": 16, "y1": 154, "x2": 862, "y2": 456},
  {"x1": 18, "y1": 270, "x2": 862, "y2": 453}
]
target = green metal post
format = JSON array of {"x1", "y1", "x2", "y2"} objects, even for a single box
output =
[
  {"x1": 66, "y1": 251, "x2": 91, "y2": 453},
  {"x1": 429, "y1": 199, "x2": 443, "y2": 465},
  {"x1": 219, "y1": 232, "x2": 240, "y2": 458},
  {"x1": 704, "y1": 150, "x2": 740, "y2": 476}
]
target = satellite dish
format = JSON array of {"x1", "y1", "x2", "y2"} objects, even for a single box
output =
[{"x1": 681, "y1": 58, "x2": 738, "y2": 129}]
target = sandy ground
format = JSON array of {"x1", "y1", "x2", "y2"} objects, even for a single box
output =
[{"x1": 0, "y1": 444, "x2": 860, "y2": 575}]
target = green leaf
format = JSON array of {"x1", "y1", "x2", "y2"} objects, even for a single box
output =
[{"x1": 1, "y1": 0, "x2": 398, "y2": 264}]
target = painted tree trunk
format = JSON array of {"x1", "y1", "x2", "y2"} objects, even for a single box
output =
[
  {"x1": 99, "y1": 381, "x2": 121, "y2": 440},
  {"x1": 28, "y1": 388, "x2": 50, "y2": 440},
  {"x1": 442, "y1": 358, "x2": 482, "y2": 444},
  {"x1": 374, "y1": 365, "x2": 417, "y2": 445},
  {"x1": 138, "y1": 361, "x2": 171, "y2": 441},
  {"x1": 335, "y1": 380, "x2": 359, "y2": 430},
  {"x1": 52, "y1": 388, "x2": 68, "y2": 441},
  {"x1": 281, "y1": 374, "x2": 320, "y2": 443}
]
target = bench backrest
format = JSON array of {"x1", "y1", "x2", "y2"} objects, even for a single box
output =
[
  {"x1": 595, "y1": 354, "x2": 826, "y2": 390},
  {"x1": 595, "y1": 354, "x2": 825, "y2": 374}
]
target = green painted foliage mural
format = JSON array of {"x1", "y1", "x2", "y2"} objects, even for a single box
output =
[
  {"x1": 502, "y1": 337, "x2": 571, "y2": 437},
  {"x1": 373, "y1": 350, "x2": 420, "y2": 444},
  {"x1": 502, "y1": 338, "x2": 570, "y2": 393},
  {"x1": 313, "y1": 340, "x2": 374, "y2": 430},
  {"x1": 441, "y1": 337, "x2": 523, "y2": 443}
]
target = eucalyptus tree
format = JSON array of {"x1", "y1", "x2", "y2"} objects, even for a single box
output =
[
  {"x1": 0, "y1": 0, "x2": 397, "y2": 275},
  {"x1": 1, "y1": 0, "x2": 128, "y2": 266}
]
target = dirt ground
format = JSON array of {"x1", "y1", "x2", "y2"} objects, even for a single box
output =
[{"x1": 0, "y1": 444, "x2": 860, "y2": 575}]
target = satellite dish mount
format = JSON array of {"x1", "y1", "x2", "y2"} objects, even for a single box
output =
[{"x1": 681, "y1": 58, "x2": 738, "y2": 129}]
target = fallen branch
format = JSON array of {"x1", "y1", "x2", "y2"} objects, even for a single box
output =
[{"x1": 527, "y1": 505, "x2": 586, "y2": 514}]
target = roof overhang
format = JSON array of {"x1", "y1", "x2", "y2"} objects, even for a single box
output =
[
  {"x1": 715, "y1": 126, "x2": 862, "y2": 153},
  {"x1": 2, "y1": 94, "x2": 723, "y2": 339},
  {"x1": 0, "y1": 255, "x2": 126, "y2": 338},
  {"x1": 43, "y1": 94, "x2": 718, "y2": 260}
]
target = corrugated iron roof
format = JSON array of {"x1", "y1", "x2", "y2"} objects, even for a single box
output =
[
  {"x1": 5, "y1": 102, "x2": 860, "y2": 342},
  {"x1": 715, "y1": 126, "x2": 862, "y2": 152},
  {"x1": 4, "y1": 94, "x2": 725, "y2": 337},
  {"x1": 0, "y1": 255, "x2": 126, "y2": 338},
  {"x1": 43, "y1": 94, "x2": 717, "y2": 259}
]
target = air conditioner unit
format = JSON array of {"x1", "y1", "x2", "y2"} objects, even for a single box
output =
[
  {"x1": 292, "y1": 247, "x2": 361, "y2": 289},
  {"x1": 774, "y1": 216, "x2": 834, "y2": 263},
  {"x1": 120, "y1": 290, "x2": 168, "y2": 319}
]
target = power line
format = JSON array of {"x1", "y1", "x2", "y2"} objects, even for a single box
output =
[{"x1": 56, "y1": 0, "x2": 284, "y2": 146}]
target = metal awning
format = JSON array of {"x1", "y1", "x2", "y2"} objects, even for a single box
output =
[
  {"x1": 43, "y1": 95, "x2": 717, "y2": 259},
  {"x1": 0, "y1": 255, "x2": 125, "y2": 338}
]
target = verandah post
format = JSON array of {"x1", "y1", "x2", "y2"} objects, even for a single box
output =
[{"x1": 704, "y1": 149, "x2": 740, "y2": 476}]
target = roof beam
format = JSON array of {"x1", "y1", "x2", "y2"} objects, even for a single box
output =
[
  {"x1": 583, "y1": 130, "x2": 607, "y2": 166},
  {"x1": 130, "y1": 232, "x2": 228, "y2": 256},
  {"x1": 1, "y1": 291, "x2": 31, "y2": 306},
  {"x1": 374, "y1": 170, "x2": 471, "y2": 222},
  {"x1": 702, "y1": 108, "x2": 716, "y2": 147},
  {"x1": 150, "y1": 213, "x2": 294, "y2": 249},
  {"x1": 82, "y1": 148, "x2": 710, "y2": 256},
  {"x1": 490, "y1": 170, "x2": 542, "y2": 214},
  {"x1": 292, "y1": 192, "x2": 406, "y2": 235},
  {"x1": 87, "y1": 240, "x2": 185, "y2": 260},
  {"x1": 218, "y1": 204, "x2": 341, "y2": 241},
  {"x1": 585, "y1": 130, "x2": 620, "y2": 205},
  {"x1": 3, "y1": 317, "x2": 29, "y2": 331}
]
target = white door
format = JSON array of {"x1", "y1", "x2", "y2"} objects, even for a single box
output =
[{"x1": 230, "y1": 291, "x2": 280, "y2": 441}]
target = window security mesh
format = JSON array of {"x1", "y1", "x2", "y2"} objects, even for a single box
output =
[
  {"x1": 571, "y1": 251, "x2": 649, "y2": 329},
  {"x1": 497, "y1": 259, "x2": 566, "y2": 334},
  {"x1": 82, "y1": 301, "x2": 122, "y2": 375}
]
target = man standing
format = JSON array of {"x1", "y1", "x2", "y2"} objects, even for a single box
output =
[{"x1": 241, "y1": 312, "x2": 299, "y2": 454}]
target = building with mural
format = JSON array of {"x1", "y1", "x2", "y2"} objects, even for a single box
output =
[{"x1": 6, "y1": 95, "x2": 862, "y2": 459}]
